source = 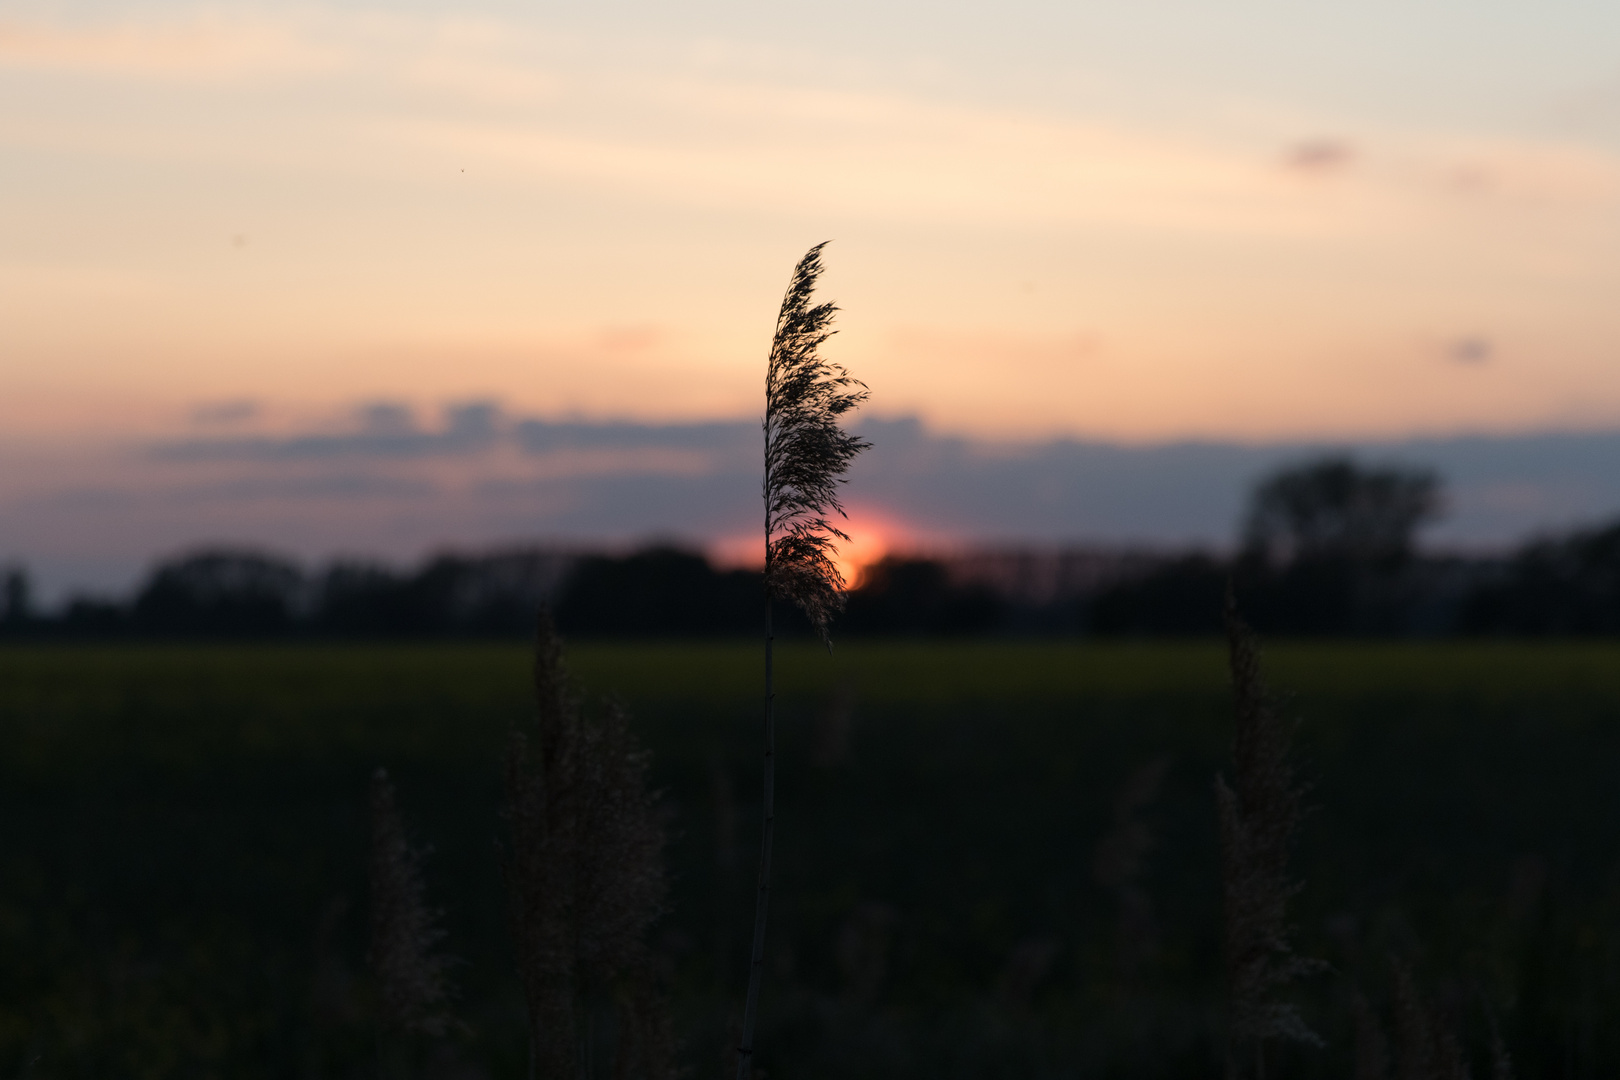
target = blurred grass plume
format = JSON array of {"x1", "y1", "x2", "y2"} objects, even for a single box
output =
[
  {"x1": 503, "y1": 612, "x2": 671, "y2": 1080},
  {"x1": 1217, "y1": 593, "x2": 1324, "y2": 1077},
  {"x1": 368, "y1": 767, "x2": 456, "y2": 1040}
]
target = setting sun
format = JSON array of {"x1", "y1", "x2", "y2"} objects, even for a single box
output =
[{"x1": 831, "y1": 509, "x2": 913, "y2": 589}]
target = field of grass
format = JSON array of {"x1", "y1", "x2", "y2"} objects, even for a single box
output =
[{"x1": 3, "y1": 640, "x2": 1620, "y2": 1078}]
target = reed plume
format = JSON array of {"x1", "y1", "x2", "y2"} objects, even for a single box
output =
[
  {"x1": 504, "y1": 611, "x2": 671, "y2": 1080},
  {"x1": 737, "y1": 242, "x2": 869, "y2": 1080},
  {"x1": 367, "y1": 767, "x2": 456, "y2": 1040},
  {"x1": 762, "y1": 240, "x2": 870, "y2": 642},
  {"x1": 1217, "y1": 592, "x2": 1324, "y2": 1078}
]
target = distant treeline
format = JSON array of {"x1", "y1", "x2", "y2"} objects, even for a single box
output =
[{"x1": 4, "y1": 457, "x2": 1620, "y2": 638}]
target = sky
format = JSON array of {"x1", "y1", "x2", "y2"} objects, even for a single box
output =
[{"x1": 7, "y1": 0, "x2": 1620, "y2": 593}]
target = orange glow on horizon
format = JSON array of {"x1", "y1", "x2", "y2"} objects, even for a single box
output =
[
  {"x1": 831, "y1": 513, "x2": 904, "y2": 590},
  {"x1": 707, "y1": 506, "x2": 917, "y2": 591}
]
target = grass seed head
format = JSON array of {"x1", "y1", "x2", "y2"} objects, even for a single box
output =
[
  {"x1": 1218, "y1": 590, "x2": 1325, "y2": 1071},
  {"x1": 763, "y1": 242, "x2": 870, "y2": 643},
  {"x1": 367, "y1": 767, "x2": 456, "y2": 1038},
  {"x1": 504, "y1": 611, "x2": 672, "y2": 1078}
]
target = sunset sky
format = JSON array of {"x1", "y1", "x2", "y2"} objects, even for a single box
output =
[{"x1": 7, "y1": 0, "x2": 1620, "y2": 592}]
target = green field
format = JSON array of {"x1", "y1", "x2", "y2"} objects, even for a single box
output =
[{"x1": 3, "y1": 641, "x2": 1620, "y2": 1078}]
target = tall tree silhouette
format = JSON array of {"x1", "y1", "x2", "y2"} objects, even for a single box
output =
[{"x1": 1244, "y1": 457, "x2": 1440, "y2": 567}]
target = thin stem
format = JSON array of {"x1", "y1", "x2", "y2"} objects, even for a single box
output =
[{"x1": 736, "y1": 600, "x2": 775, "y2": 1080}]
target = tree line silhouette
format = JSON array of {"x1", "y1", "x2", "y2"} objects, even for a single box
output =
[{"x1": 4, "y1": 456, "x2": 1620, "y2": 639}]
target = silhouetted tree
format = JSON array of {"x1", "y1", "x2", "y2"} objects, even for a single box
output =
[
  {"x1": 317, "y1": 550, "x2": 574, "y2": 637},
  {"x1": 555, "y1": 548, "x2": 759, "y2": 637},
  {"x1": 841, "y1": 557, "x2": 1002, "y2": 635},
  {"x1": 0, "y1": 566, "x2": 32, "y2": 630},
  {"x1": 1240, "y1": 459, "x2": 1442, "y2": 635},
  {"x1": 315, "y1": 562, "x2": 414, "y2": 636},
  {"x1": 1244, "y1": 457, "x2": 1440, "y2": 568},
  {"x1": 1462, "y1": 517, "x2": 1620, "y2": 635},
  {"x1": 133, "y1": 549, "x2": 306, "y2": 637},
  {"x1": 1089, "y1": 555, "x2": 1227, "y2": 636},
  {"x1": 57, "y1": 597, "x2": 130, "y2": 636}
]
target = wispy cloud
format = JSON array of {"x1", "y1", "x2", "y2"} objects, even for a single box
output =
[
  {"x1": 7, "y1": 9, "x2": 1619, "y2": 234},
  {"x1": 154, "y1": 401, "x2": 501, "y2": 461},
  {"x1": 149, "y1": 400, "x2": 755, "y2": 469},
  {"x1": 190, "y1": 399, "x2": 263, "y2": 426},
  {"x1": 0, "y1": 13, "x2": 343, "y2": 79},
  {"x1": 1444, "y1": 336, "x2": 1494, "y2": 366},
  {"x1": 1282, "y1": 139, "x2": 1355, "y2": 175}
]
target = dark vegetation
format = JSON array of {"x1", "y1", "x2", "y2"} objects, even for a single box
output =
[
  {"x1": 1, "y1": 640, "x2": 1617, "y2": 1077},
  {"x1": 7, "y1": 457, "x2": 1620, "y2": 641},
  {"x1": 1215, "y1": 600, "x2": 1324, "y2": 1077},
  {"x1": 501, "y1": 616, "x2": 672, "y2": 1079}
]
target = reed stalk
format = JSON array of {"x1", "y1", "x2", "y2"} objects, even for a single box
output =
[{"x1": 737, "y1": 242, "x2": 869, "y2": 1079}]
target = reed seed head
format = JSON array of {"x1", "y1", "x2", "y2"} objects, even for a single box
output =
[
  {"x1": 763, "y1": 242, "x2": 870, "y2": 642},
  {"x1": 1094, "y1": 757, "x2": 1169, "y2": 981},
  {"x1": 1218, "y1": 589, "x2": 1324, "y2": 1066},
  {"x1": 367, "y1": 767, "x2": 455, "y2": 1038},
  {"x1": 504, "y1": 611, "x2": 672, "y2": 1078}
]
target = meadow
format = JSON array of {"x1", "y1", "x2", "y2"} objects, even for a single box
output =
[{"x1": 2, "y1": 640, "x2": 1619, "y2": 1078}]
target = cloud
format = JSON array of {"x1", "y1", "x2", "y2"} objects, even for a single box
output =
[
  {"x1": 387, "y1": 101, "x2": 1382, "y2": 236},
  {"x1": 116, "y1": 411, "x2": 1620, "y2": 545},
  {"x1": 15, "y1": 408, "x2": 1620, "y2": 604},
  {"x1": 151, "y1": 402, "x2": 758, "y2": 468},
  {"x1": 157, "y1": 473, "x2": 441, "y2": 502},
  {"x1": 1445, "y1": 336, "x2": 1493, "y2": 365},
  {"x1": 153, "y1": 400, "x2": 505, "y2": 461},
  {"x1": 0, "y1": 14, "x2": 341, "y2": 79},
  {"x1": 1283, "y1": 139, "x2": 1355, "y2": 174},
  {"x1": 190, "y1": 399, "x2": 262, "y2": 426},
  {"x1": 511, "y1": 418, "x2": 754, "y2": 456},
  {"x1": 13, "y1": 9, "x2": 1619, "y2": 239}
]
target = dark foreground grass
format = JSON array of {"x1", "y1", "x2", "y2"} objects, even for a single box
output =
[{"x1": 3, "y1": 641, "x2": 1620, "y2": 1078}]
